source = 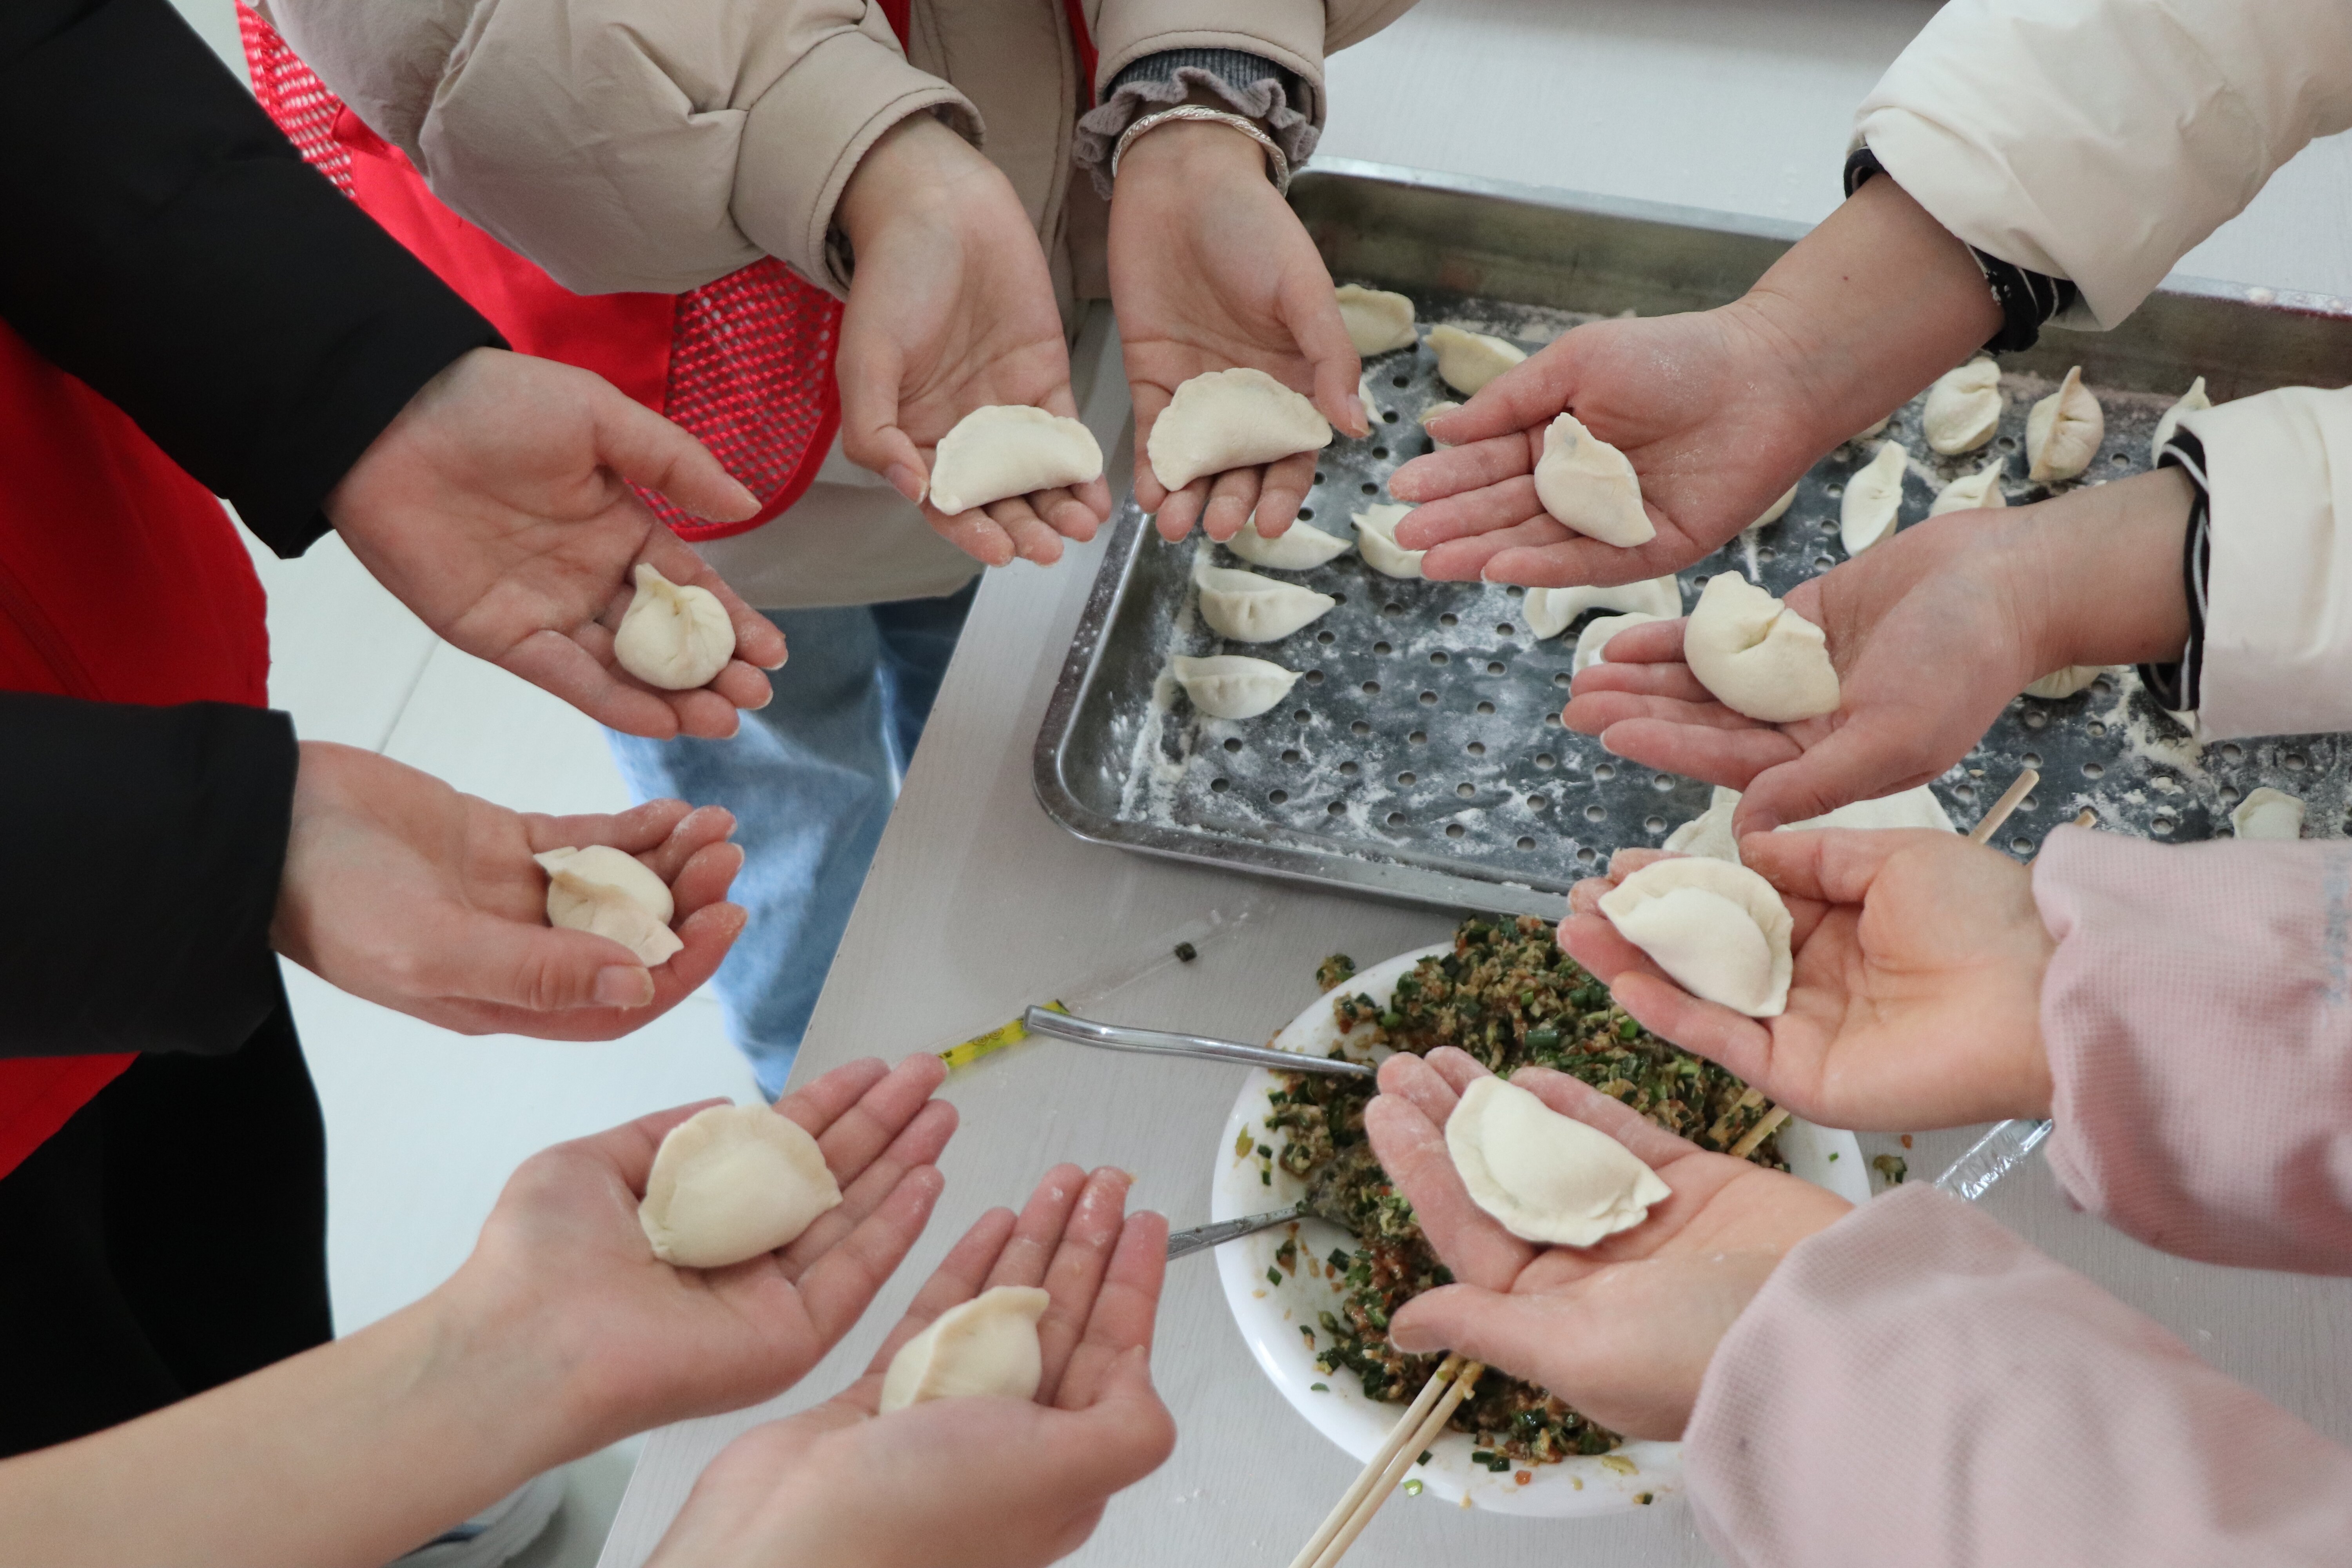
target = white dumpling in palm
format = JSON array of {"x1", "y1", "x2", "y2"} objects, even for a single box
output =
[
  {"x1": 1148, "y1": 368, "x2": 1332, "y2": 492},
  {"x1": 1922, "y1": 359, "x2": 2002, "y2": 455},
  {"x1": 1598, "y1": 855, "x2": 1795, "y2": 1018},
  {"x1": 535, "y1": 844, "x2": 682, "y2": 966},
  {"x1": 1445, "y1": 1076, "x2": 1670, "y2": 1247},
  {"x1": 1571, "y1": 610, "x2": 1664, "y2": 673},
  {"x1": 1335, "y1": 285, "x2": 1417, "y2": 356},
  {"x1": 1930, "y1": 460, "x2": 2009, "y2": 515},
  {"x1": 1522, "y1": 575, "x2": 1681, "y2": 641},
  {"x1": 2026, "y1": 366, "x2": 2103, "y2": 483},
  {"x1": 878, "y1": 1287, "x2": 1052, "y2": 1412},
  {"x1": 1683, "y1": 573, "x2": 1839, "y2": 723},
  {"x1": 1195, "y1": 565, "x2": 1336, "y2": 642},
  {"x1": 1840, "y1": 441, "x2": 1908, "y2": 556},
  {"x1": 1425, "y1": 325, "x2": 1526, "y2": 396},
  {"x1": 1171, "y1": 654, "x2": 1301, "y2": 719},
  {"x1": 1352, "y1": 503, "x2": 1426, "y2": 579},
  {"x1": 637, "y1": 1103, "x2": 843, "y2": 1269},
  {"x1": 1533, "y1": 414, "x2": 1653, "y2": 547},
  {"x1": 1225, "y1": 515, "x2": 1352, "y2": 570},
  {"x1": 926, "y1": 405, "x2": 1103, "y2": 515},
  {"x1": 2151, "y1": 376, "x2": 2210, "y2": 461},
  {"x1": 614, "y1": 564, "x2": 735, "y2": 690}
]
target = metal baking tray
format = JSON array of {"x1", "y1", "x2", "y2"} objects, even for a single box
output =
[{"x1": 1034, "y1": 158, "x2": 2352, "y2": 918}]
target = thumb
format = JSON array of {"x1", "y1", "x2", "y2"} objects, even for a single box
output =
[
  {"x1": 588, "y1": 385, "x2": 760, "y2": 523},
  {"x1": 1281, "y1": 271, "x2": 1368, "y2": 439},
  {"x1": 1733, "y1": 725, "x2": 1929, "y2": 837},
  {"x1": 408, "y1": 911, "x2": 659, "y2": 1013},
  {"x1": 835, "y1": 319, "x2": 928, "y2": 504},
  {"x1": 1387, "y1": 1286, "x2": 1582, "y2": 1388},
  {"x1": 1057, "y1": 1347, "x2": 1177, "y2": 1492}
]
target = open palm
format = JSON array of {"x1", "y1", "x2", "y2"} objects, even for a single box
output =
[
  {"x1": 1365, "y1": 1049, "x2": 1851, "y2": 1438},
  {"x1": 1561, "y1": 834, "x2": 2055, "y2": 1131},
  {"x1": 1561, "y1": 508, "x2": 2044, "y2": 833}
]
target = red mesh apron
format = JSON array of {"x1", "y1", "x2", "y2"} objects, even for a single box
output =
[{"x1": 0, "y1": 321, "x2": 272, "y2": 1181}]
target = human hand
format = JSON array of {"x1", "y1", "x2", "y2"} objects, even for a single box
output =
[
  {"x1": 446, "y1": 1055, "x2": 958, "y2": 1449},
  {"x1": 1110, "y1": 120, "x2": 1368, "y2": 544},
  {"x1": 270, "y1": 741, "x2": 745, "y2": 1036},
  {"x1": 837, "y1": 116, "x2": 1110, "y2": 568},
  {"x1": 1364, "y1": 1048, "x2": 1851, "y2": 1439},
  {"x1": 1565, "y1": 468, "x2": 2199, "y2": 835},
  {"x1": 644, "y1": 1165, "x2": 1175, "y2": 1568},
  {"x1": 1560, "y1": 834, "x2": 2056, "y2": 1130},
  {"x1": 326, "y1": 348, "x2": 786, "y2": 741},
  {"x1": 1385, "y1": 175, "x2": 2000, "y2": 586}
]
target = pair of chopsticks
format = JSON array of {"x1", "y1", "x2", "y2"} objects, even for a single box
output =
[{"x1": 1287, "y1": 1355, "x2": 1484, "y2": 1568}]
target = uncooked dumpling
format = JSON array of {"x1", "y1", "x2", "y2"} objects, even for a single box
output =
[
  {"x1": 1335, "y1": 285, "x2": 1417, "y2": 356},
  {"x1": 2232, "y1": 786, "x2": 2306, "y2": 840},
  {"x1": 927, "y1": 405, "x2": 1103, "y2": 515},
  {"x1": 1523, "y1": 576, "x2": 1681, "y2": 640},
  {"x1": 1852, "y1": 414, "x2": 1890, "y2": 441},
  {"x1": 1683, "y1": 573, "x2": 1839, "y2": 723},
  {"x1": 1753, "y1": 485, "x2": 1798, "y2": 528},
  {"x1": 536, "y1": 844, "x2": 682, "y2": 966},
  {"x1": 1572, "y1": 611, "x2": 1662, "y2": 672},
  {"x1": 1226, "y1": 515, "x2": 1352, "y2": 570},
  {"x1": 1840, "y1": 441, "x2": 1907, "y2": 556},
  {"x1": 1148, "y1": 368, "x2": 1332, "y2": 492},
  {"x1": 1196, "y1": 565, "x2": 1336, "y2": 642},
  {"x1": 1426, "y1": 326, "x2": 1526, "y2": 396},
  {"x1": 1598, "y1": 855, "x2": 1794, "y2": 1018},
  {"x1": 1534, "y1": 414, "x2": 1653, "y2": 547},
  {"x1": 1444, "y1": 1076, "x2": 1671, "y2": 1247},
  {"x1": 2151, "y1": 376, "x2": 2211, "y2": 461},
  {"x1": 1352, "y1": 503, "x2": 1426, "y2": 579},
  {"x1": 1922, "y1": 359, "x2": 2002, "y2": 455},
  {"x1": 878, "y1": 1286, "x2": 1051, "y2": 1412},
  {"x1": 1930, "y1": 461, "x2": 2009, "y2": 515},
  {"x1": 1664, "y1": 783, "x2": 1954, "y2": 866},
  {"x1": 615, "y1": 564, "x2": 735, "y2": 691},
  {"x1": 638, "y1": 1103, "x2": 842, "y2": 1269},
  {"x1": 1171, "y1": 654, "x2": 1300, "y2": 719},
  {"x1": 2024, "y1": 666, "x2": 2106, "y2": 699},
  {"x1": 2026, "y1": 366, "x2": 2103, "y2": 483}
]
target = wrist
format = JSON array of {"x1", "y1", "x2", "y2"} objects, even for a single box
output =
[
  {"x1": 838, "y1": 113, "x2": 989, "y2": 255},
  {"x1": 2000, "y1": 467, "x2": 2196, "y2": 675},
  {"x1": 1112, "y1": 115, "x2": 1269, "y2": 189},
  {"x1": 426, "y1": 1264, "x2": 621, "y2": 1467}
]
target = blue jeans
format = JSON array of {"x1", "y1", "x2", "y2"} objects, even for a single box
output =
[{"x1": 606, "y1": 582, "x2": 977, "y2": 1097}]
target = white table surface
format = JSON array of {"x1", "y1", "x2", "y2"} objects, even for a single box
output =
[{"x1": 603, "y1": 5, "x2": 2352, "y2": 1563}]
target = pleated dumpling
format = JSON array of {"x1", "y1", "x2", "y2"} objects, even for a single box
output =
[
  {"x1": 1426, "y1": 325, "x2": 1526, "y2": 396},
  {"x1": 1445, "y1": 1076, "x2": 1671, "y2": 1247},
  {"x1": 638, "y1": 1103, "x2": 842, "y2": 1269},
  {"x1": 536, "y1": 844, "x2": 681, "y2": 966},
  {"x1": 2231, "y1": 786, "x2": 2306, "y2": 840},
  {"x1": 1930, "y1": 460, "x2": 2008, "y2": 516},
  {"x1": 1683, "y1": 573, "x2": 1839, "y2": 723},
  {"x1": 1195, "y1": 565, "x2": 1336, "y2": 642},
  {"x1": 1922, "y1": 359, "x2": 2002, "y2": 455},
  {"x1": 1523, "y1": 576, "x2": 1681, "y2": 640},
  {"x1": 1171, "y1": 654, "x2": 1300, "y2": 719},
  {"x1": 614, "y1": 565, "x2": 735, "y2": 691},
  {"x1": 1149, "y1": 368, "x2": 1332, "y2": 492},
  {"x1": 927, "y1": 405, "x2": 1103, "y2": 515},
  {"x1": 2151, "y1": 376, "x2": 2210, "y2": 461},
  {"x1": 2026, "y1": 366, "x2": 2103, "y2": 483},
  {"x1": 1225, "y1": 515, "x2": 1352, "y2": 570},
  {"x1": 1335, "y1": 284, "x2": 1417, "y2": 356},
  {"x1": 878, "y1": 1287, "x2": 1051, "y2": 1412},
  {"x1": 1839, "y1": 441, "x2": 1907, "y2": 556},
  {"x1": 1597, "y1": 855, "x2": 1795, "y2": 1018},
  {"x1": 1533, "y1": 414, "x2": 1653, "y2": 547},
  {"x1": 1571, "y1": 610, "x2": 1663, "y2": 672},
  {"x1": 1352, "y1": 503, "x2": 1426, "y2": 579}
]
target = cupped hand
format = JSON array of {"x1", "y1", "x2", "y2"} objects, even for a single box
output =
[
  {"x1": 1365, "y1": 1049, "x2": 1851, "y2": 1439},
  {"x1": 270, "y1": 741, "x2": 746, "y2": 1037},
  {"x1": 644, "y1": 1166, "x2": 1175, "y2": 1568},
  {"x1": 326, "y1": 347, "x2": 786, "y2": 741},
  {"x1": 449, "y1": 1055, "x2": 958, "y2": 1448},
  {"x1": 1110, "y1": 121, "x2": 1368, "y2": 544},
  {"x1": 837, "y1": 116, "x2": 1109, "y2": 569},
  {"x1": 1563, "y1": 509, "x2": 2045, "y2": 834},
  {"x1": 1560, "y1": 833, "x2": 2056, "y2": 1130}
]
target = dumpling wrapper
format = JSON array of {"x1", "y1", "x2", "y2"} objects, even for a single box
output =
[
  {"x1": 1533, "y1": 414, "x2": 1653, "y2": 547},
  {"x1": 1683, "y1": 573, "x2": 1840, "y2": 723},
  {"x1": 1171, "y1": 654, "x2": 1300, "y2": 719},
  {"x1": 1753, "y1": 485, "x2": 1798, "y2": 528},
  {"x1": 2026, "y1": 366, "x2": 2104, "y2": 484},
  {"x1": 1664, "y1": 783, "x2": 1954, "y2": 866},
  {"x1": 1523, "y1": 576, "x2": 1681, "y2": 641},
  {"x1": 1352, "y1": 503, "x2": 1426, "y2": 579},
  {"x1": 536, "y1": 844, "x2": 682, "y2": 966},
  {"x1": 878, "y1": 1286, "x2": 1051, "y2": 1412},
  {"x1": 2232, "y1": 786, "x2": 2306, "y2": 840},
  {"x1": 1335, "y1": 285, "x2": 1417, "y2": 356},
  {"x1": 1572, "y1": 610, "x2": 1664, "y2": 673},
  {"x1": 1445, "y1": 1076, "x2": 1671, "y2": 1247},
  {"x1": 614, "y1": 564, "x2": 735, "y2": 691},
  {"x1": 1148, "y1": 368, "x2": 1332, "y2": 492},
  {"x1": 1599, "y1": 855, "x2": 1795, "y2": 1018},
  {"x1": 1195, "y1": 564, "x2": 1337, "y2": 642},
  {"x1": 2151, "y1": 376, "x2": 2210, "y2": 462},
  {"x1": 2024, "y1": 666, "x2": 2107, "y2": 699},
  {"x1": 1226, "y1": 515, "x2": 1352, "y2": 570},
  {"x1": 1840, "y1": 441, "x2": 1907, "y2": 556},
  {"x1": 927, "y1": 405, "x2": 1103, "y2": 515},
  {"x1": 639, "y1": 1103, "x2": 842, "y2": 1269},
  {"x1": 1426, "y1": 325, "x2": 1526, "y2": 396},
  {"x1": 1852, "y1": 414, "x2": 1890, "y2": 441},
  {"x1": 1930, "y1": 460, "x2": 2009, "y2": 516},
  {"x1": 1922, "y1": 359, "x2": 2002, "y2": 455}
]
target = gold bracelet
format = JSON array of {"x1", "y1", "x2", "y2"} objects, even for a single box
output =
[{"x1": 1110, "y1": 104, "x2": 1291, "y2": 192}]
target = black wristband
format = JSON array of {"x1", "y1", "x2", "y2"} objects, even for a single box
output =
[
  {"x1": 1843, "y1": 147, "x2": 2078, "y2": 356},
  {"x1": 2139, "y1": 431, "x2": 2211, "y2": 713}
]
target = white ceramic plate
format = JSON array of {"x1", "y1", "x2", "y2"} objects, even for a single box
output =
[{"x1": 1212, "y1": 944, "x2": 1869, "y2": 1516}]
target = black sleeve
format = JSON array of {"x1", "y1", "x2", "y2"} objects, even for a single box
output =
[
  {"x1": 0, "y1": 692, "x2": 296, "y2": 1059},
  {"x1": 0, "y1": 0, "x2": 500, "y2": 556}
]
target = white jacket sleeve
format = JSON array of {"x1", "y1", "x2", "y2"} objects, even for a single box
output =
[
  {"x1": 2181, "y1": 385, "x2": 2352, "y2": 739},
  {"x1": 1855, "y1": 0, "x2": 2352, "y2": 329}
]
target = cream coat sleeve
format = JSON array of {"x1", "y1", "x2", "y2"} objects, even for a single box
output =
[
  {"x1": 261, "y1": 0, "x2": 977, "y2": 297},
  {"x1": 1854, "y1": 0, "x2": 2352, "y2": 329},
  {"x1": 2173, "y1": 385, "x2": 2352, "y2": 740},
  {"x1": 1085, "y1": 0, "x2": 1417, "y2": 121}
]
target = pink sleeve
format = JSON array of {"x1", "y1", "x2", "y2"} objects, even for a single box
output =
[
  {"x1": 1685, "y1": 1186, "x2": 2352, "y2": 1568},
  {"x1": 2033, "y1": 826, "x2": 2352, "y2": 1272}
]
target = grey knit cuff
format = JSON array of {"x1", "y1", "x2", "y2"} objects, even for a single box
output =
[{"x1": 1073, "y1": 49, "x2": 1319, "y2": 199}]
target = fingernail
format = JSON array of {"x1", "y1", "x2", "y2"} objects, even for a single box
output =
[
  {"x1": 726, "y1": 479, "x2": 760, "y2": 517},
  {"x1": 595, "y1": 965, "x2": 655, "y2": 1007},
  {"x1": 1599, "y1": 733, "x2": 1622, "y2": 756},
  {"x1": 888, "y1": 463, "x2": 927, "y2": 505}
]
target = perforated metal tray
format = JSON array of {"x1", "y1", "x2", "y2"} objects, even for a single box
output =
[{"x1": 1033, "y1": 159, "x2": 2352, "y2": 917}]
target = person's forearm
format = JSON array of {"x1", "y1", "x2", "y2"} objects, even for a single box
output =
[
  {"x1": 1996, "y1": 466, "x2": 2195, "y2": 675},
  {"x1": 0, "y1": 1287, "x2": 587, "y2": 1568},
  {"x1": 1735, "y1": 175, "x2": 2001, "y2": 456}
]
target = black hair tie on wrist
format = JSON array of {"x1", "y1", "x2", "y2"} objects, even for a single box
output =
[{"x1": 1843, "y1": 147, "x2": 2077, "y2": 356}]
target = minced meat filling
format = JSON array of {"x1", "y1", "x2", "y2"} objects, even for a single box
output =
[{"x1": 1268, "y1": 914, "x2": 1786, "y2": 1465}]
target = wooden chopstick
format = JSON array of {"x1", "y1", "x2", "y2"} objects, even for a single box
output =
[
  {"x1": 1287, "y1": 1355, "x2": 1478, "y2": 1568},
  {"x1": 1966, "y1": 767, "x2": 2039, "y2": 845},
  {"x1": 1727, "y1": 1103, "x2": 1791, "y2": 1160},
  {"x1": 1303, "y1": 1361, "x2": 1486, "y2": 1568}
]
